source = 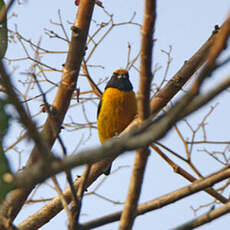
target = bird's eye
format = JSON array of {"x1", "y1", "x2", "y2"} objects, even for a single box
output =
[{"x1": 117, "y1": 74, "x2": 122, "y2": 79}]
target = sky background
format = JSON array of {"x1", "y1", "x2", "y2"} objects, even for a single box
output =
[{"x1": 3, "y1": 0, "x2": 230, "y2": 229}]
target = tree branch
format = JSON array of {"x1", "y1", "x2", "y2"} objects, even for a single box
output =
[
  {"x1": 119, "y1": 0, "x2": 156, "y2": 229},
  {"x1": 150, "y1": 26, "x2": 219, "y2": 115},
  {"x1": 151, "y1": 144, "x2": 228, "y2": 203},
  {"x1": 172, "y1": 201, "x2": 230, "y2": 230}
]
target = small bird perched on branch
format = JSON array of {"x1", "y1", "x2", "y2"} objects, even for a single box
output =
[{"x1": 97, "y1": 69, "x2": 137, "y2": 175}]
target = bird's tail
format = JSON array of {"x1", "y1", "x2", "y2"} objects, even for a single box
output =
[{"x1": 103, "y1": 164, "x2": 112, "y2": 175}]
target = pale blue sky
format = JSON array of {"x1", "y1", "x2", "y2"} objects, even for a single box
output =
[{"x1": 4, "y1": 0, "x2": 230, "y2": 229}]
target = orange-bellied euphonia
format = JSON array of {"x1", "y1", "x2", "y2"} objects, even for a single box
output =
[{"x1": 97, "y1": 69, "x2": 137, "y2": 175}]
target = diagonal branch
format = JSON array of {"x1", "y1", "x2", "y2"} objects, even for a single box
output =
[{"x1": 150, "y1": 26, "x2": 219, "y2": 115}]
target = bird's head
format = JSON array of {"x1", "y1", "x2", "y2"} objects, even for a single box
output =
[
  {"x1": 105, "y1": 69, "x2": 133, "y2": 91},
  {"x1": 113, "y1": 69, "x2": 129, "y2": 79}
]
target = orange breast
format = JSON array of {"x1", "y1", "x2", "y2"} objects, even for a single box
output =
[{"x1": 97, "y1": 88, "x2": 137, "y2": 143}]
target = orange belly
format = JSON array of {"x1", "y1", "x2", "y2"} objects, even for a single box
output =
[{"x1": 97, "y1": 88, "x2": 137, "y2": 143}]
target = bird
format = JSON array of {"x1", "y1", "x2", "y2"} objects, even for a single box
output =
[{"x1": 97, "y1": 69, "x2": 137, "y2": 175}]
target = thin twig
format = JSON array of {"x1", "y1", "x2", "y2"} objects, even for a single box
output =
[
  {"x1": 171, "y1": 201, "x2": 230, "y2": 230},
  {"x1": 150, "y1": 144, "x2": 228, "y2": 203},
  {"x1": 51, "y1": 176, "x2": 72, "y2": 223}
]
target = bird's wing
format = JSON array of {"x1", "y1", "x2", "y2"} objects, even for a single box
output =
[{"x1": 97, "y1": 99, "x2": 102, "y2": 118}]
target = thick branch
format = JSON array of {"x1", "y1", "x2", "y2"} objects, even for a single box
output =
[{"x1": 150, "y1": 27, "x2": 218, "y2": 115}]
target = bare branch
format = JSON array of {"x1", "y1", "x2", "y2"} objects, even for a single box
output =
[
  {"x1": 150, "y1": 26, "x2": 219, "y2": 115},
  {"x1": 79, "y1": 167, "x2": 230, "y2": 229}
]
